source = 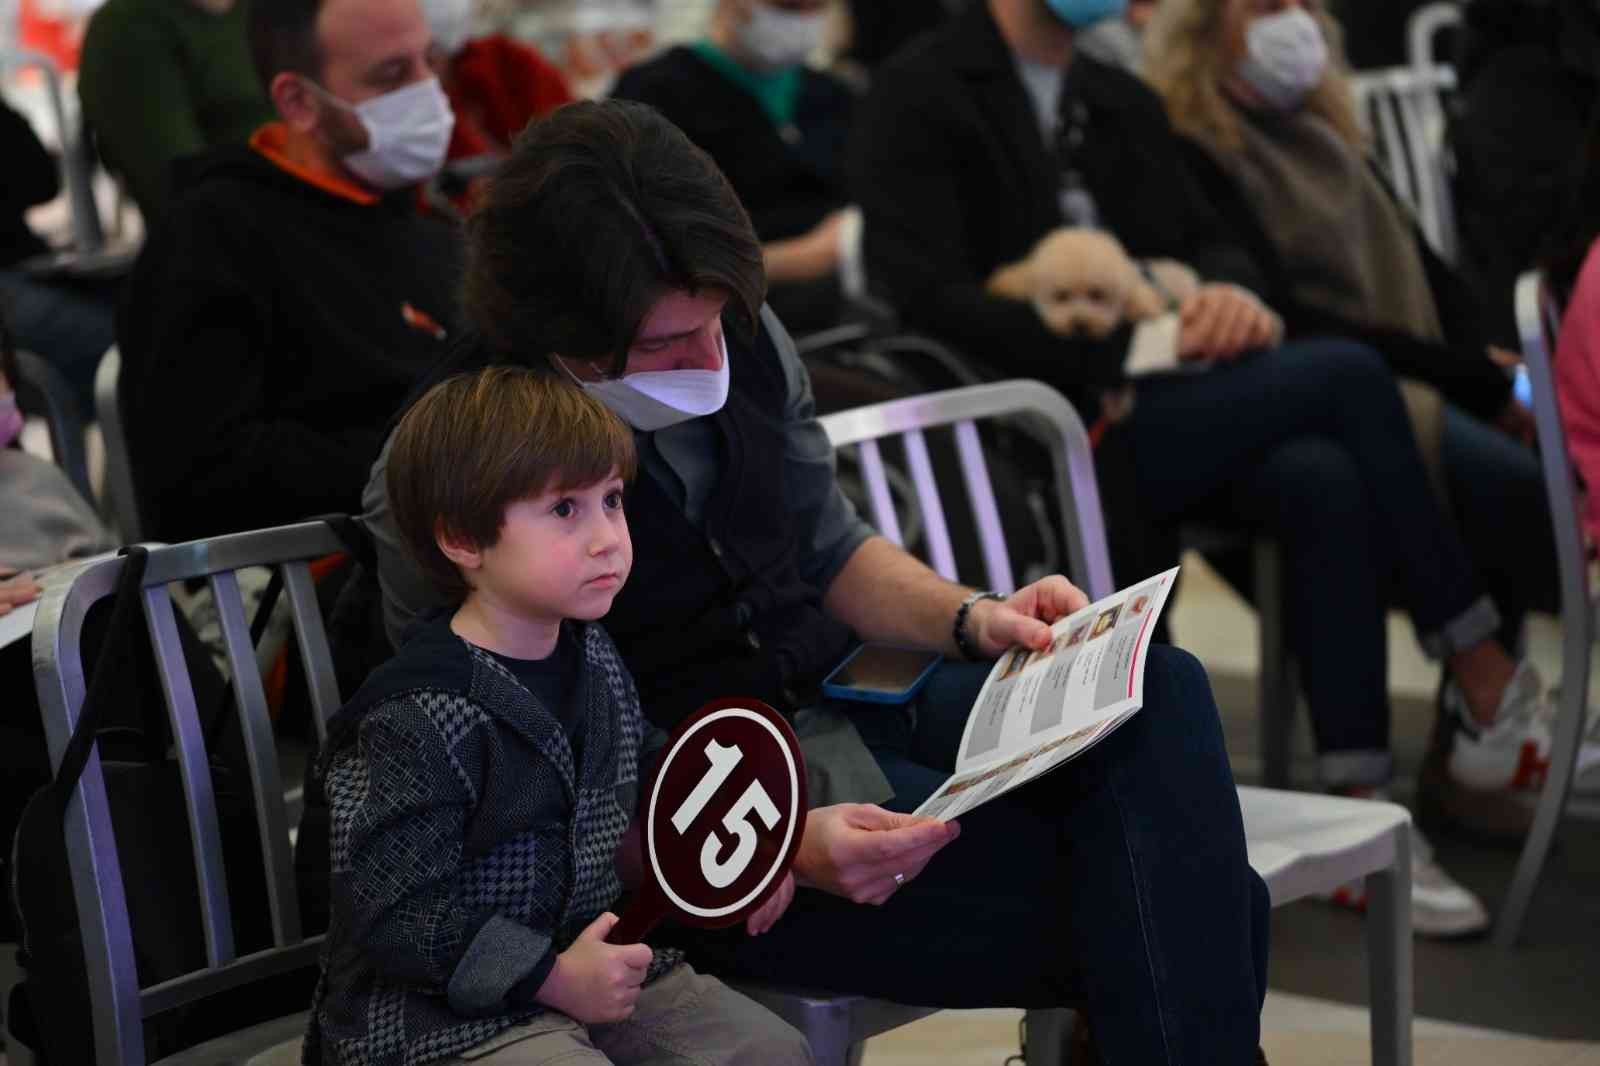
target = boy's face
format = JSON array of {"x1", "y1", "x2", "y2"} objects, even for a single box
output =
[{"x1": 471, "y1": 472, "x2": 632, "y2": 624}]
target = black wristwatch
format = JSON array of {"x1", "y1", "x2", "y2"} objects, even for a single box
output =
[{"x1": 953, "y1": 591, "x2": 1005, "y2": 661}]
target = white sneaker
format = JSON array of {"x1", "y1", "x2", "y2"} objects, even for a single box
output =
[
  {"x1": 1445, "y1": 660, "x2": 1553, "y2": 793},
  {"x1": 1315, "y1": 813, "x2": 1489, "y2": 939}
]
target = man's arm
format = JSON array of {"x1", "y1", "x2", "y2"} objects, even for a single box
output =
[{"x1": 122, "y1": 199, "x2": 385, "y2": 535}]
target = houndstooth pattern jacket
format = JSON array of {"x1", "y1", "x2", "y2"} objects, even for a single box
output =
[{"x1": 302, "y1": 618, "x2": 680, "y2": 1066}]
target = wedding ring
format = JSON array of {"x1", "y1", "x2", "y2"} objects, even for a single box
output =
[{"x1": 893, "y1": 872, "x2": 906, "y2": 887}]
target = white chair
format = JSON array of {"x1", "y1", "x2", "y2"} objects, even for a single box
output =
[
  {"x1": 1351, "y1": 63, "x2": 1461, "y2": 264},
  {"x1": 94, "y1": 345, "x2": 144, "y2": 543},
  {"x1": 1406, "y1": 2, "x2": 1463, "y2": 74},
  {"x1": 821, "y1": 379, "x2": 1414, "y2": 1066},
  {"x1": 1493, "y1": 272, "x2": 1593, "y2": 948}
]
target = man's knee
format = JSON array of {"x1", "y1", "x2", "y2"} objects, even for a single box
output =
[
  {"x1": 1146, "y1": 643, "x2": 1209, "y2": 697},
  {"x1": 736, "y1": 1020, "x2": 815, "y2": 1066}
]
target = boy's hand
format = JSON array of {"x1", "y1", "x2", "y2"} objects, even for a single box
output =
[
  {"x1": 745, "y1": 871, "x2": 796, "y2": 936},
  {"x1": 537, "y1": 912, "x2": 653, "y2": 1023},
  {"x1": 0, "y1": 569, "x2": 41, "y2": 617}
]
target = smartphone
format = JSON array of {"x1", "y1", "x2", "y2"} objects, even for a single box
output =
[
  {"x1": 1513, "y1": 365, "x2": 1533, "y2": 410},
  {"x1": 821, "y1": 644, "x2": 944, "y2": 705}
]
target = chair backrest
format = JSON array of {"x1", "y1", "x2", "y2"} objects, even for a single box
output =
[
  {"x1": 818, "y1": 380, "x2": 1114, "y2": 600},
  {"x1": 0, "y1": 46, "x2": 105, "y2": 253},
  {"x1": 30, "y1": 521, "x2": 349, "y2": 1065},
  {"x1": 1514, "y1": 271, "x2": 1591, "y2": 638},
  {"x1": 1407, "y1": 1, "x2": 1463, "y2": 73},
  {"x1": 12, "y1": 347, "x2": 92, "y2": 502},
  {"x1": 95, "y1": 345, "x2": 143, "y2": 542},
  {"x1": 1350, "y1": 64, "x2": 1460, "y2": 263}
]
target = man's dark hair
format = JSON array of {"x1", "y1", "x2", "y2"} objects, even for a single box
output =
[
  {"x1": 464, "y1": 99, "x2": 767, "y2": 378},
  {"x1": 248, "y1": 0, "x2": 325, "y2": 93}
]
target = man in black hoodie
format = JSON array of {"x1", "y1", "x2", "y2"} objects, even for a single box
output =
[{"x1": 117, "y1": 0, "x2": 461, "y2": 542}]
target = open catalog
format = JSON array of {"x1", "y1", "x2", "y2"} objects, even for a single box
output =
[{"x1": 913, "y1": 567, "x2": 1180, "y2": 821}]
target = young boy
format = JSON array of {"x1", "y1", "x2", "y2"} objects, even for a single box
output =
[{"x1": 303, "y1": 367, "x2": 810, "y2": 1066}]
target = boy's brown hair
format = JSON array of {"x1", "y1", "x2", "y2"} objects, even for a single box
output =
[{"x1": 387, "y1": 366, "x2": 637, "y2": 597}]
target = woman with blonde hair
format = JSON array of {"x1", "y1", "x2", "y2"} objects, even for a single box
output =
[{"x1": 1145, "y1": 0, "x2": 1582, "y2": 850}]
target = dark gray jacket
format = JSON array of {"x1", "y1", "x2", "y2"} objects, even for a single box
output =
[{"x1": 303, "y1": 616, "x2": 678, "y2": 1066}]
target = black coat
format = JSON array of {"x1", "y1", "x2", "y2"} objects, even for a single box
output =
[
  {"x1": 1, "y1": 102, "x2": 55, "y2": 268},
  {"x1": 851, "y1": 0, "x2": 1266, "y2": 408},
  {"x1": 1177, "y1": 137, "x2": 1513, "y2": 421}
]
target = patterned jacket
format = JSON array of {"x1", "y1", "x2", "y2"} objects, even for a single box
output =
[{"x1": 303, "y1": 617, "x2": 679, "y2": 1066}]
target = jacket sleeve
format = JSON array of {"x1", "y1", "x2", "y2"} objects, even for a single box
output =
[
  {"x1": 326, "y1": 694, "x2": 556, "y2": 1017},
  {"x1": 78, "y1": 9, "x2": 207, "y2": 222},
  {"x1": 850, "y1": 67, "x2": 1130, "y2": 388},
  {"x1": 1, "y1": 103, "x2": 59, "y2": 214},
  {"x1": 120, "y1": 196, "x2": 383, "y2": 537}
]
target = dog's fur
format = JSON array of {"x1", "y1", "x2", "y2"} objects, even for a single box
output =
[{"x1": 987, "y1": 228, "x2": 1199, "y2": 338}]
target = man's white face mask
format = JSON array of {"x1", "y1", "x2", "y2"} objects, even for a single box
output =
[
  {"x1": 310, "y1": 76, "x2": 455, "y2": 190},
  {"x1": 558, "y1": 334, "x2": 733, "y2": 432},
  {"x1": 735, "y1": 2, "x2": 828, "y2": 71}
]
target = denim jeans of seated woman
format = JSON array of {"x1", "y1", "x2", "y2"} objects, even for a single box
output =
[
  {"x1": 668, "y1": 645, "x2": 1269, "y2": 1066},
  {"x1": 1129, "y1": 336, "x2": 1503, "y2": 791}
]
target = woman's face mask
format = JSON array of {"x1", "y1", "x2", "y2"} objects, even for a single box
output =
[
  {"x1": 735, "y1": 2, "x2": 829, "y2": 70},
  {"x1": 1235, "y1": 7, "x2": 1329, "y2": 111},
  {"x1": 308, "y1": 76, "x2": 456, "y2": 190},
  {"x1": 1044, "y1": 0, "x2": 1129, "y2": 31},
  {"x1": 0, "y1": 392, "x2": 23, "y2": 450}
]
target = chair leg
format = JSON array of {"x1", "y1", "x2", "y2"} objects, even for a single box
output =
[
  {"x1": 1495, "y1": 637, "x2": 1591, "y2": 947},
  {"x1": 1255, "y1": 540, "x2": 1294, "y2": 788},
  {"x1": 1365, "y1": 826, "x2": 1413, "y2": 1066},
  {"x1": 1022, "y1": 1007, "x2": 1076, "y2": 1065}
]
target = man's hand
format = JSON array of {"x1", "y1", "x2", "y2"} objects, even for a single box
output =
[
  {"x1": 794, "y1": 805, "x2": 960, "y2": 905},
  {"x1": 537, "y1": 912, "x2": 653, "y2": 1023},
  {"x1": 745, "y1": 871, "x2": 796, "y2": 935},
  {"x1": 1178, "y1": 284, "x2": 1282, "y2": 362},
  {"x1": 966, "y1": 575, "x2": 1089, "y2": 659},
  {"x1": 0, "y1": 569, "x2": 41, "y2": 618}
]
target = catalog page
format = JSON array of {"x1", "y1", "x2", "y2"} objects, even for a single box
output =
[{"x1": 912, "y1": 567, "x2": 1180, "y2": 822}]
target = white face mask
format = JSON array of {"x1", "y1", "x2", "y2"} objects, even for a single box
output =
[
  {"x1": 735, "y1": 3, "x2": 828, "y2": 71},
  {"x1": 1236, "y1": 8, "x2": 1328, "y2": 111},
  {"x1": 559, "y1": 335, "x2": 733, "y2": 432},
  {"x1": 313, "y1": 76, "x2": 455, "y2": 190},
  {"x1": 421, "y1": 0, "x2": 473, "y2": 55}
]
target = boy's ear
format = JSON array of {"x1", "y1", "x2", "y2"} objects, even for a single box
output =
[{"x1": 435, "y1": 521, "x2": 483, "y2": 572}]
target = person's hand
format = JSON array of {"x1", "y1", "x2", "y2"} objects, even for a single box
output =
[
  {"x1": 1486, "y1": 344, "x2": 1522, "y2": 369},
  {"x1": 1178, "y1": 284, "x2": 1282, "y2": 362},
  {"x1": 1496, "y1": 397, "x2": 1536, "y2": 445},
  {"x1": 0, "y1": 569, "x2": 41, "y2": 618},
  {"x1": 745, "y1": 871, "x2": 796, "y2": 935},
  {"x1": 794, "y1": 804, "x2": 960, "y2": 905},
  {"x1": 536, "y1": 912, "x2": 653, "y2": 1023},
  {"x1": 966, "y1": 575, "x2": 1090, "y2": 659},
  {"x1": 807, "y1": 209, "x2": 854, "y2": 273}
]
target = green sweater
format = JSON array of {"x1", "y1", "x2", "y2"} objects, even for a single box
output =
[{"x1": 78, "y1": 0, "x2": 271, "y2": 223}]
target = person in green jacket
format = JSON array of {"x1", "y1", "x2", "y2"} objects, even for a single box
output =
[{"x1": 78, "y1": 0, "x2": 273, "y2": 224}]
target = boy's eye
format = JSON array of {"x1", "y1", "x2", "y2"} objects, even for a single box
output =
[
  {"x1": 552, "y1": 499, "x2": 575, "y2": 518},
  {"x1": 604, "y1": 490, "x2": 624, "y2": 510}
]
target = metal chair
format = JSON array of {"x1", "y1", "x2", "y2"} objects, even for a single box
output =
[
  {"x1": 1406, "y1": 2, "x2": 1463, "y2": 74},
  {"x1": 1493, "y1": 272, "x2": 1593, "y2": 948},
  {"x1": 1351, "y1": 63, "x2": 1461, "y2": 264},
  {"x1": 1, "y1": 46, "x2": 106, "y2": 254},
  {"x1": 11, "y1": 347, "x2": 92, "y2": 503},
  {"x1": 95, "y1": 345, "x2": 144, "y2": 542},
  {"x1": 30, "y1": 521, "x2": 348, "y2": 1064},
  {"x1": 821, "y1": 379, "x2": 1414, "y2": 1066}
]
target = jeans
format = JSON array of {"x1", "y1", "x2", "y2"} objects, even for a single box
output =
[
  {"x1": 0, "y1": 270, "x2": 119, "y2": 414},
  {"x1": 1441, "y1": 402, "x2": 1559, "y2": 651},
  {"x1": 668, "y1": 646, "x2": 1270, "y2": 1065},
  {"x1": 1130, "y1": 339, "x2": 1499, "y2": 788}
]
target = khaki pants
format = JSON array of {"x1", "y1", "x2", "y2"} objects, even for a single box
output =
[{"x1": 448, "y1": 964, "x2": 813, "y2": 1066}]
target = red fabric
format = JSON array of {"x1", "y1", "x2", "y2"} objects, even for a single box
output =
[{"x1": 445, "y1": 34, "x2": 575, "y2": 161}]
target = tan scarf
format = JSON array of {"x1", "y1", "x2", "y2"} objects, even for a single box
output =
[{"x1": 1199, "y1": 103, "x2": 1450, "y2": 498}]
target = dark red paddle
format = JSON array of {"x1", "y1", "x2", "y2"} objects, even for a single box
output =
[{"x1": 609, "y1": 697, "x2": 807, "y2": 944}]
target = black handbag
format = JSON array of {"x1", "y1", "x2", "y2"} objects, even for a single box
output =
[{"x1": 7, "y1": 547, "x2": 313, "y2": 1064}]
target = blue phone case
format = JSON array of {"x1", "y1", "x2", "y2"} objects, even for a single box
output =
[{"x1": 820, "y1": 644, "x2": 943, "y2": 704}]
